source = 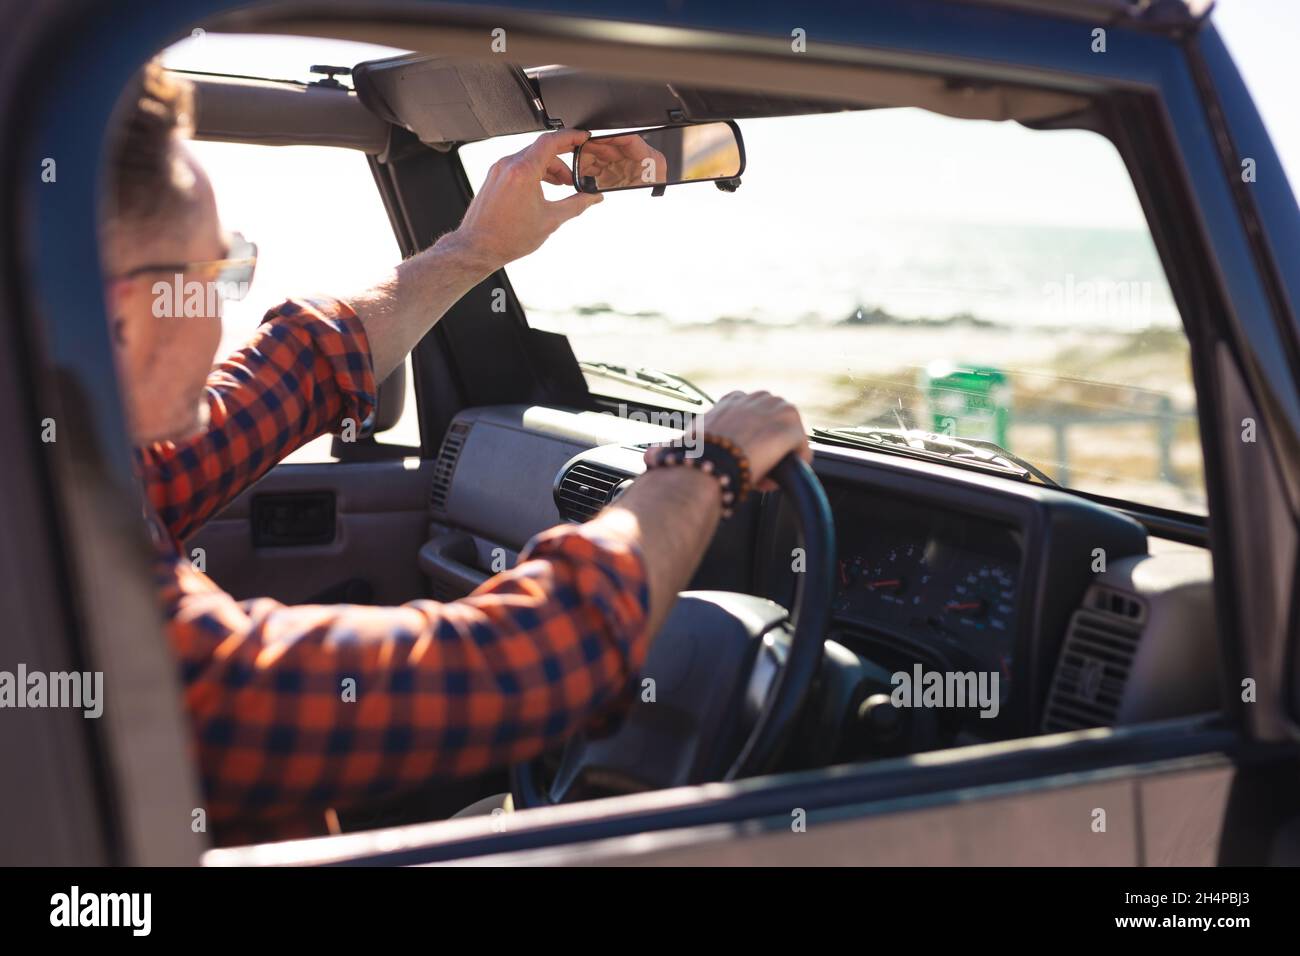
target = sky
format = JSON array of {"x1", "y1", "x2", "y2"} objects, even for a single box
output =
[
  {"x1": 161, "y1": 0, "x2": 1300, "y2": 347},
  {"x1": 1212, "y1": 0, "x2": 1300, "y2": 184},
  {"x1": 155, "y1": 2, "x2": 1294, "y2": 489},
  {"x1": 164, "y1": 1, "x2": 1300, "y2": 186}
]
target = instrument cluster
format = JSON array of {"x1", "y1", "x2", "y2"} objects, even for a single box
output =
[{"x1": 827, "y1": 484, "x2": 1022, "y2": 693}]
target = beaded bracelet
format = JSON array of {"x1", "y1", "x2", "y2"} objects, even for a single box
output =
[{"x1": 645, "y1": 432, "x2": 753, "y2": 518}]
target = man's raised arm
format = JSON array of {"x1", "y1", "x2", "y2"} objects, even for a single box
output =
[
  {"x1": 139, "y1": 130, "x2": 601, "y2": 544},
  {"x1": 347, "y1": 128, "x2": 603, "y2": 381}
]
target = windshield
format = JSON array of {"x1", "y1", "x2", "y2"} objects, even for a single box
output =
[{"x1": 460, "y1": 108, "x2": 1203, "y2": 514}]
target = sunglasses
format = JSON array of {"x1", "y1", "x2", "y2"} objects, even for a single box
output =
[{"x1": 115, "y1": 232, "x2": 258, "y2": 301}]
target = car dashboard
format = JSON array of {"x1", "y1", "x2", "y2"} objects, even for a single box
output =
[
  {"x1": 422, "y1": 404, "x2": 1220, "y2": 770},
  {"x1": 754, "y1": 446, "x2": 1150, "y2": 751},
  {"x1": 824, "y1": 483, "x2": 1022, "y2": 695}
]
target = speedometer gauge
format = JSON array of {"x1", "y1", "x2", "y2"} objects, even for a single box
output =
[
  {"x1": 869, "y1": 542, "x2": 932, "y2": 608},
  {"x1": 832, "y1": 541, "x2": 935, "y2": 622},
  {"x1": 943, "y1": 565, "x2": 1015, "y2": 633}
]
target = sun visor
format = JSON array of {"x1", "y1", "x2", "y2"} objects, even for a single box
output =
[
  {"x1": 531, "y1": 66, "x2": 858, "y2": 130},
  {"x1": 352, "y1": 54, "x2": 551, "y2": 145}
]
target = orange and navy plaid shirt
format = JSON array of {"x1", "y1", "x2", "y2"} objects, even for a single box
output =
[{"x1": 137, "y1": 297, "x2": 650, "y2": 843}]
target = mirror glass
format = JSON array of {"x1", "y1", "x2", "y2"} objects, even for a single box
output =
[{"x1": 575, "y1": 122, "x2": 742, "y2": 193}]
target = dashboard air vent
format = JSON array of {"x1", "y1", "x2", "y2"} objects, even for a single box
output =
[
  {"x1": 1042, "y1": 586, "x2": 1146, "y2": 733},
  {"x1": 555, "y1": 461, "x2": 631, "y2": 522},
  {"x1": 429, "y1": 422, "x2": 471, "y2": 516}
]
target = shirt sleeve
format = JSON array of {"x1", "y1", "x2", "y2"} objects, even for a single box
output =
[
  {"x1": 158, "y1": 520, "x2": 651, "y2": 838},
  {"x1": 138, "y1": 297, "x2": 376, "y2": 544}
]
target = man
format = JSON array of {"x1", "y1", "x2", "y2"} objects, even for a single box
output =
[{"x1": 103, "y1": 64, "x2": 811, "y2": 843}]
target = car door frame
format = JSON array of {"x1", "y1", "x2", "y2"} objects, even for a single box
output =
[{"x1": 3, "y1": 0, "x2": 1298, "y2": 865}]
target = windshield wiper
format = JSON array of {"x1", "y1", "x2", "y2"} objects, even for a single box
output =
[
  {"x1": 578, "y1": 361, "x2": 714, "y2": 407},
  {"x1": 814, "y1": 426, "x2": 1059, "y2": 487}
]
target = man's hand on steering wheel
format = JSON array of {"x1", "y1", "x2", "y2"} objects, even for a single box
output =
[
  {"x1": 653, "y1": 389, "x2": 814, "y2": 490},
  {"x1": 516, "y1": 390, "x2": 832, "y2": 807}
]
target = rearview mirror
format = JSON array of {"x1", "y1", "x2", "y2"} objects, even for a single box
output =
[{"x1": 573, "y1": 121, "x2": 744, "y2": 195}]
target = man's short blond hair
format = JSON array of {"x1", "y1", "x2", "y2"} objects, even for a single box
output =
[{"x1": 106, "y1": 61, "x2": 196, "y2": 229}]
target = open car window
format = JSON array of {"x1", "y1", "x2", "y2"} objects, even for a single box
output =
[
  {"x1": 185, "y1": 140, "x2": 418, "y2": 460},
  {"x1": 460, "y1": 109, "x2": 1204, "y2": 515},
  {"x1": 163, "y1": 33, "x2": 419, "y2": 461}
]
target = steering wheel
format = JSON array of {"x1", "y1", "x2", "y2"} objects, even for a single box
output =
[{"x1": 511, "y1": 454, "x2": 835, "y2": 808}]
